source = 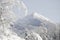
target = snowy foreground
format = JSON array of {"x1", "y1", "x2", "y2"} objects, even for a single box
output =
[{"x1": 0, "y1": 0, "x2": 60, "y2": 40}]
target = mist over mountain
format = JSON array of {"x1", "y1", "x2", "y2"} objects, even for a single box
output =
[
  {"x1": 0, "y1": 0, "x2": 60, "y2": 40},
  {"x1": 12, "y1": 12, "x2": 59, "y2": 40}
]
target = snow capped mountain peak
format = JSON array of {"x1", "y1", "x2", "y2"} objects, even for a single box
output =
[
  {"x1": 32, "y1": 12, "x2": 49, "y2": 21},
  {"x1": 32, "y1": 12, "x2": 55, "y2": 24},
  {"x1": 0, "y1": 0, "x2": 58, "y2": 40}
]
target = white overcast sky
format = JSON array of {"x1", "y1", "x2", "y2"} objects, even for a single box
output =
[{"x1": 22, "y1": 0, "x2": 60, "y2": 23}]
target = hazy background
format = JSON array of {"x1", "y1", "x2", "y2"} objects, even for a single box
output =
[{"x1": 22, "y1": 0, "x2": 60, "y2": 23}]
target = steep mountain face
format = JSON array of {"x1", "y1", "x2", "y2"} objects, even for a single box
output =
[
  {"x1": 12, "y1": 12, "x2": 58, "y2": 40},
  {"x1": 0, "y1": 0, "x2": 59, "y2": 40}
]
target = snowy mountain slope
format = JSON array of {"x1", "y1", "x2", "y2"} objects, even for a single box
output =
[
  {"x1": 12, "y1": 12, "x2": 58, "y2": 40},
  {"x1": 0, "y1": 0, "x2": 59, "y2": 40},
  {"x1": 24, "y1": 32, "x2": 43, "y2": 40}
]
